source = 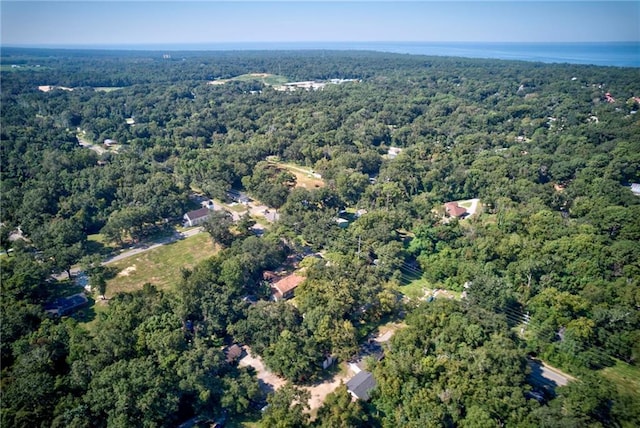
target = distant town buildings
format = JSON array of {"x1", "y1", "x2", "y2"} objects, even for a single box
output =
[{"x1": 273, "y1": 78, "x2": 359, "y2": 92}]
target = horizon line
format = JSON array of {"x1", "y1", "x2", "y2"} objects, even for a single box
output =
[{"x1": 3, "y1": 40, "x2": 639, "y2": 49}]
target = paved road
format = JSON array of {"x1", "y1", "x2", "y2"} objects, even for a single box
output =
[
  {"x1": 527, "y1": 358, "x2": 573, "y2": 390},
  {"x1": 103, "y1": 227, "x2": 202, "y2": 265}
]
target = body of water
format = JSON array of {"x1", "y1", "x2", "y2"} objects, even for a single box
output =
[{"x1": 5, "y1": 41, "x2": 639, "y2": 67}]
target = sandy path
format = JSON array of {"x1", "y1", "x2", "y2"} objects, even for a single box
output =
[
  {"x1": 238, "y1": 346, "x2": 349, "y2": 410},
  {"x1": 305, "y1": 371, "x2": 350, "y2": 410}
]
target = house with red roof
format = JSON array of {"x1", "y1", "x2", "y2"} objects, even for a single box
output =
[
  {"x1": 271, "y1": 273, "x2": 305, "y2": 301},
  {"x1": 444, "y1": 202, "x2": 467, "y2": 218}
]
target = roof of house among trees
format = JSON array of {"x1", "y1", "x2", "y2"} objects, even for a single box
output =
[
  {"x1": 444, "y1": 202, "x2": 467, "y2": 218},
  {"x1": 184, "y1": 207, "x2": 211, "y2": 221},
  {"x1": 272, "y1": 273, "x2": 305, "y2": 300},
  {"x1": 346, "y1": 370, "x2": 377, "y2": 401}
]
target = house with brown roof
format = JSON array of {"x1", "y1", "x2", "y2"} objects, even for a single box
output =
[
  {"x1": 224, "y1": 344, "x2": 244, "y2": 364},
  {"x1": 444, "y1": 202, "x2": 467, "y2": 218},
  {"x1": 271, "y1": 273, "x2": 305, "y2": 301},
  {"x1": 183, "y1": 206, "x2": 213, "y2": 227}
]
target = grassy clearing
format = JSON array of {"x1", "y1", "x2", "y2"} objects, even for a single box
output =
[
  {"x1": 232, "y1": 73, "x2": 289, "y2": 86},
  {"x1": 399, "y1": 277, "x2": 432, "y2": 299},
  {"x1": 77, "y1": 299, "x2": 109, "y2": 333},
  {"x1": 601, "y1": 360, "x2": 640, "y2": 400},
  {"x1": 105, "y1": 233, "x2": 216, "y2": 296},
  {"x1": 269, "y1": 160, "x2": 325, "y2": 189},
  {"x1": 86, "y1": 233, "x2": 116, "y2": 256},
  {"x1": 227, "y1": 203, "x2": 248, "y2": 213},
  {"x1": 398, "y1": 276, "x2": 462, "y2": 301},
  {"x1": 1, "y1": 64, "x2": 47, "y2": 72}
]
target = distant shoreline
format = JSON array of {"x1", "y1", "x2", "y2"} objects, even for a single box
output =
[{"x1": 2, "y1": 41, "x2": 639, "y2": 67}]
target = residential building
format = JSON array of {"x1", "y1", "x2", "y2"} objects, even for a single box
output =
[
  {"x1": 183, "y1": 207, "x2": 213, "y2": 227},
  {"x1": 346, "y1": 370, "x2": 377, "y2": 401},
  {"x1": 444, "y1": 202, "x2": 467, "y2": 218},
  {"x1": 271, "y1": 273, "x2": 305, "y2": 301}
]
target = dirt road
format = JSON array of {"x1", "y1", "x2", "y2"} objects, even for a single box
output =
[{"x1": 77, "y1": 134, "x2": 106, "y2": 155}]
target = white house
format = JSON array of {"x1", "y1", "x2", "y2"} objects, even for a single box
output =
[{"x1": 183, "y1": 206, "x2": 213, "y2": 227}]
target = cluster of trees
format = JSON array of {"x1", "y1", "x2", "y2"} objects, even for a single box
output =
[
  {"x1": 1, "y1": 275, "x2": 264, "y2": 426},
  {"x1": 2, "y1": 47, "x2": 639, "y2": 426},
  {"x1": 372, "y1": 299, "x2": 636, "y2": 427}
]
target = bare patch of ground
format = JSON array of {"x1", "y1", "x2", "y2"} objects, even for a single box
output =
[
  {"x1": 238, "y1": 346, "x2": 351, "y2": 411},
  {"x1": 117, "y1": 265, "x2": 137, "y2": 276},
  {"x1": 305, "y1": 369, "x2": 350, "y2": 411},
  {"x1": 239, "y1": 347, "x2": 287, "y2": 394}
]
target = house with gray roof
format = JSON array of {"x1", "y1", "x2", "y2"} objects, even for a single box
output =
[{"x1": 346, "y1": 370, "x2": 376, "y2": 401}]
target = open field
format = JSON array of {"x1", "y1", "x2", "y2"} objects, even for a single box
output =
[
  {"x1": 1, "y1": 64, "x2": 48, "y2": 72},
  {"x1": 267, "y1": 159, "x2": 325, "y2": 189},
  {"x1": 105, "y1": 232, "x2": 216, "y2": 296},
  {"x1": 399, "y1": 277, "x2": 462, "y2": 301},
  {"x1": 601, "y1": 360, "x2": 640, "y2": 401},
  {"x1": 209, "y1": 73, "x2": 289, "y2": 86},
  {"x1": 233, "y1": 73, "x2": 289, "y2": 85}
]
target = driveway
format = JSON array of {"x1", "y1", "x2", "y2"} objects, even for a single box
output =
[
  {"x1": 466, "y1": 198, "x2": 481, "y2": 216},
  {"x1": 77, "y1": 135, "x2": 106, "y2": 155}
]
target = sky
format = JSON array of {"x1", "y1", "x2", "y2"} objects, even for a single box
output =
[{"x1": 1, "y1": 1, "x2": 639, "y2": 47}]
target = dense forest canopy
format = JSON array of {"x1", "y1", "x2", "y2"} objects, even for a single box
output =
[{"x1": 1, "y1": 47, "x2": 639, "y2": 427}]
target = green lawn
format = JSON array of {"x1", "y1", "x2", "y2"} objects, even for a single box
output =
[
  {"x1": 86, "y1": 233, "x2": 116, "y2": 256},
  {"x1": 398, "y1": 276, "x2": 462, "y2": 301},
  {"x1": 601, "y1": 359, "x2": 640, "y2": 401},
  {"x1": 227, "y1": 203, "x2": 248, "y2": 213},
  {"x1": 231, "y1": 73, "x2": 289, "y2": 86},
  {"x1": 399, "y1": 277, "x2": 431, "y2": 299},
  {"x1": 105, "y1": 233, "x2": 216, "y2": 296}
]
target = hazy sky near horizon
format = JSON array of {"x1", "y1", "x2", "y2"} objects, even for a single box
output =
[{"x1": 1, "y1": 1, "x2": 639, "y2": 46}]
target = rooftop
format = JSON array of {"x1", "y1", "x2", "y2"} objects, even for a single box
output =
[
  {"x1": 444, "y1": 202, "x2": 467, "y2": 218},
  {"x1": 185, "y1": 207, "x2": 211, "y2": 220},
  {"x1": 272, "y1": 273, "x2": 305, "y2": 300},
  {"x1": 346, "y1": 370, "x2": 377, "y2": 401}
]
